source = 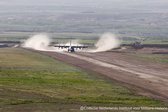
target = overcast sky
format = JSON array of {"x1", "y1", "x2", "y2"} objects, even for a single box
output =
[
  {"x1": 0, "y1": 0, "x2": 168, "y2": 6},
  {"x1": 0, "y1": 0, "x2": 168, "y2": 12}
]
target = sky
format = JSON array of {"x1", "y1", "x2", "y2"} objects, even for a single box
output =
[
  {"x1": 0, "y1": 0, "x2": 168, "y2": 6},
  {"x1": 0, "y1": 0, "x2": 168, "y2": 12}
]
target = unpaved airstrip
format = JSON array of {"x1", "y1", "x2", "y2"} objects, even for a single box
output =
[{"x1": 41, "y1": 50, "x2": 168, "y2": 100}]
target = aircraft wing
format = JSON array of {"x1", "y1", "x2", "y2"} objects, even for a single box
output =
[
  {"x1": 54, "y1": 45, "x2": 69, "y2": 48},
  {"x1": 54, "y1": 45, "x2": 89, "y2": 49},
  {"x1": 71, "y1": 45, "x2": 88, "y2": 48}
]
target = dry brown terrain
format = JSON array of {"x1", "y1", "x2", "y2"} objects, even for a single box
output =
[{"x1": 41, "y1": 49, "x2": 168, "y2": 100}]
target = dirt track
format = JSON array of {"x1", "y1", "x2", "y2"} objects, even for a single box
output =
[{"x1": 41, "y1": 50, "x2": 168, "y2": 100}]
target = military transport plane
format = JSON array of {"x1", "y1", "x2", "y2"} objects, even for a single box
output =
[{"x1": 54, "y1": 42, "x2": 89, "y2": 52}]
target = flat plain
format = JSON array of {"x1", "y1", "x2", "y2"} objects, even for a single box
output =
[{"x1": 1, "y1": 48, "x2": 168, "y2": 112}]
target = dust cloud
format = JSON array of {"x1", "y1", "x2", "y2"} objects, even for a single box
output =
[
  {"x1": 22, "y1": 33, "x2": 120, "y2": 52},
  {"x1": 22, "y1": 34, "x2": 50, "y2": 51},
  {"x1": 90, "y1": 33, "x2": 120, "y2": 52},
  {"x1": 22, "y1": 34, "x2": 81, "y2": 52}
]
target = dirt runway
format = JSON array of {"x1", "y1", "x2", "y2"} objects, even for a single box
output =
[{"x1": 41, "y1": 50, "x2": 168, "y2": 100}]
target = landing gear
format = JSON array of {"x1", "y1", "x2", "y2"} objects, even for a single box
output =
[{"x1": 68, "y1": 47, "x2": 75, "y2": 52}]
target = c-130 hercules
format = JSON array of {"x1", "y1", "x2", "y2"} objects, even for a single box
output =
[{"x1": 54, "y1": 41, "x2": 89, "y2": 52}]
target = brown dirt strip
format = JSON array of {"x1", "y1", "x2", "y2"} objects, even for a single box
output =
[{"x1": 39, "y1": 51, "x2": 168, "y2": 101}]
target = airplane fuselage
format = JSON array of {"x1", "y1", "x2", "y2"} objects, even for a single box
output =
[{"x1": 68, "y1": 46, "x2": 75, "y2": 52}]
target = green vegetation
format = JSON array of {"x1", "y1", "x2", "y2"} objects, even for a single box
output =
[
  {"x1": 128, "y1": 53, "x2": 168, "y2": 63},
  {"x1": 0, "y1": 48, "x2": 168, "y2": 111},
  {"x1": 1, "y1": 32, "x2": 168, "y2": 45},
  {"x1": 0, "y1": 32, "x2": 99, "y2": 45},
  {"x1": 123, "y1": 40, "x2": 168, "y2": 45}
]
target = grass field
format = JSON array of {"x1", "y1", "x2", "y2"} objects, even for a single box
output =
[
  {"x1": 0, "y1": 32, "x2": 99, "y2": 42},
  {"x1": 1, "y1": 32, "x2": 168, "y2": 45},
  {"x1": 0, "y1": 48, "x2": 168, "y2": 112},
  {"x1": 128, "y1": 53, "x2": 168, "y2": 63}
]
